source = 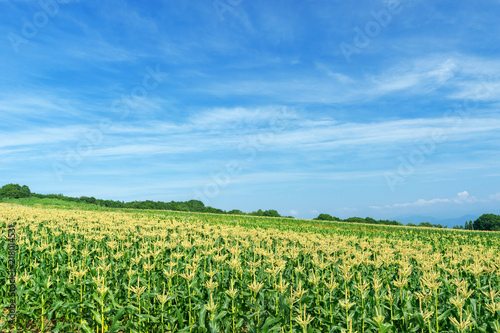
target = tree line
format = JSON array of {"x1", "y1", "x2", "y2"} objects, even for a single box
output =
[
  {"x1": 313, "y1": 213, "x2": 403, "y2": 226},
  {"x1": 314, "y1": 212, "x2": 500, "y2": 230},
  {"x1": 0, "y1": 184, "x2": 292, "y2": 218}
]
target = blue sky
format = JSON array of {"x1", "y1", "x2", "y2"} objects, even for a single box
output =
[{"x1": 1, "y1": 0, "x2": 500, "y2": 224}]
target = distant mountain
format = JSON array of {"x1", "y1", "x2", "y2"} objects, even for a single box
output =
[
  {"x1": 437, "y1": 215, "x2": 479, "y2": 228},
  {"x1": 394, "y1": 214, "x2": 479, "y2": 228},
  {"x1": 395, "y1": 215, "x2": 439, "y2": 224}
]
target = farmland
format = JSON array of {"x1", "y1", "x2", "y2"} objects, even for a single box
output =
[{"x1": 1, "y1": 203, "x2": 500, "y2": 332}]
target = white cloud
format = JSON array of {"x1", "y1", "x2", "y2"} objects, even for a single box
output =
[
  {"x1": 337, "y1": 207, "x2": 358, "y2": 213},
  {"x1": 0, "y1": 92, "x2": 85, "y2": 121},
  {"x1": 366, "y1": 56, "x2": 463, "y2": 97},
  {"x1": 427, "y1": 58, "x2": 458, "y2": 84},
  {"x1": 372, "y1": 191, "x2": 481, "y2": 209},
  {"x1": 392, "y1": 198, "x2": 451, "y2": 208},
  {"x1": 195, "y1": 54, "x2": 500, "y2": 106},
  {"x1": 4, "y1": 106, "x2": 500, "y2": 177},
  {"x1": 490, "y1": 193, "x2": 500, "y2": 202},
  {"x1": 0, "y1": 125, "x2": 89, "y2": 149},
  {"x1": 315, "y1": 63, "x2": 354, "y2": 84},
  {"x1": 454, "y1": 190, "x2": 477, "y2": 203},
  {"x1": 449, "y1": 81, "x2": 500, "y2": 101},
  {"x1": 188, "y1": 106, "x2": 296, "y2": 129}
]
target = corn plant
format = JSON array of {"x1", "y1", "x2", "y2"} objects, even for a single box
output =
[{"x1": 1, "y1": 204, "x2": 500, "y2": 332}]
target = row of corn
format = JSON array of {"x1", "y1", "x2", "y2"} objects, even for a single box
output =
[{"x1": 1, "y1": 205, "x2": 500, "y2": 332}]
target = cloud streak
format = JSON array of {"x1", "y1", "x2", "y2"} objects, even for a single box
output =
[{"x1": 370, "y1": 191, "x2": 485, "y2": 210}]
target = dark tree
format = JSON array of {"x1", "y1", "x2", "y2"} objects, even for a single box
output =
[
  {"x1": 464, "y1": 220, "x2": 473, "y2": 230},
  {"x1": 344, "y1": 217, "x2": 366, "y2": 223},
  {"x1": 313, "y1": 214, "x2": 339, "y2": 221},
  {"x1": 365, "y1": 217, "x2": 377, "y2": 224},
  {"x1": 0, "y1": 183, "x2": 31, "y2": 198},
  {"x1": 228, "y1": 209, "x2": 245, "y2": 215},
  {"x1": 473, "y1": 214, "x2": 500, "y2": 231},
  {"x1": 263, "y1": 209, "x2": 281, "y2": 217},
  {"x1": 251, "y1": 209, "x2": 265, "y2": 216},
  {"x1": 187, "y1": 200, "x2": 205, "y2": 211}
]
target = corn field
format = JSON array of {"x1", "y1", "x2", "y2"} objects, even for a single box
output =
[{"x1": 1, "y1": 204, "x2": 500, "y2": 332}]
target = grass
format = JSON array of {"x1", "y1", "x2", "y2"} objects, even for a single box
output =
[{"x1": 0, "y1": 197, "x2": 107, "y2": 210}]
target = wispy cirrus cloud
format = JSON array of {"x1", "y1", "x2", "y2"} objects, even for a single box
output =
[
  {"x1": 490, "y1": 193, "x2": 500, "y2": 202},
  {"x1": 192, "y1": 54, "x2": 500, "y2": 107},
  {"x1": 4, "y1": 107, "x2": 500, "y2": 158},
  {"x1": 370, "y1": 191, "x2": 484, "y2": 210}
]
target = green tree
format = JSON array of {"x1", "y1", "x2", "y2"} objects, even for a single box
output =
[
  {"x1": 365, "y1": 217, "x2": 377, "y2": 224},
  {"x1": 21, "y1": 185, "x2": 31, "y2": 196},
  {"x1": 473, "y1": 214, "x2": 500, "y2": 231},
  {"x1": 251, "y1": 209, "x2": 265, "y2": 216},
  {"x1": 228, "y1": 209, "x2": 245, "y2": 215},
  {"x1": 0, "y1": 183, "x2": 31, "y2": 198},
  {"x1": 186, "y1": 199, "x2": 205, "y2": 211},
  {"x1": 263, "y1": 209, "x2": 281, "y2": 217},
  {"x1": 464, "y1": 220, "x2": 473, "y2": 230},
  {"x1": 313, "y1": 214, "x2": 339, "y2": 221},
  {"x1": 344, "y1": 217, "x2": 366, "y2": 223}
]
